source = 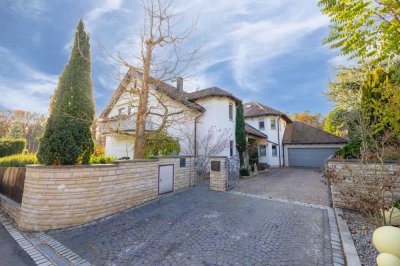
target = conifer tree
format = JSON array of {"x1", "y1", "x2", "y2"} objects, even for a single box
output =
[
  {"x1": 235, "y1": 103, "x2": 246, "y2": 167},
  {"x1": 38, "y1": 19, "x2": 95, "y2": 165}
]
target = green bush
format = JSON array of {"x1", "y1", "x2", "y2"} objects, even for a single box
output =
[
  {"x1": 240, "y1": 168, "x2": 249, "y2": 176},
  {"x1": 335, "y1": 141, "x2": 362, "y2": 159},
  {"x1": 89, "y1": 154, "x2": 117, "y2": 164},
  {"x1": 0, "y1": 139, "x2": 26, "y2": 157},
  {"x1": 0, "y1": 154, "x2": 37, "y2": 167}
]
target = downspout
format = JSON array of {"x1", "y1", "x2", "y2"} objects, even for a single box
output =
[{"x1": 277, "y1": 117, "x2": 281, "y2": 167}]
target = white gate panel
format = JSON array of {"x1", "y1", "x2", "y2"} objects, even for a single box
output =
[{"x1": 158, "y1": 164, "x2": 174, "y2": 195}]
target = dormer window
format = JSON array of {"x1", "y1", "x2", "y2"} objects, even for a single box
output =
[
  {"x1": 229, "y1": 104, "x2": 233, "y2": 121},
  {"x1": 118, "y1": 107, "x2": 125, "y2": 116}
]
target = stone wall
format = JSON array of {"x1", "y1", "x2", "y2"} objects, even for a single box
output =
[
  {"x1": 17, "y1": 157, "x2": 194, "y2": 231},
  {"x1": 0, "y1": 194, "x2": 21, "y2": 222},
  {"x1": 210, "y1": 157, "x2": 227, "y2": 191},
  {"x1": 327, "y1": 160, "x2": 400, "y2": 209}
]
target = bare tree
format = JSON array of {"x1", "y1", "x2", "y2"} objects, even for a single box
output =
[
  {"x1": 101, "y1": 0, "x2": 199, "y2": 159},
  {"x1": 181, "y1": 126, "x2": 231, "y2": 177}
]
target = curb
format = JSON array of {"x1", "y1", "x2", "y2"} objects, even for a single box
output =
[
  {"x1": 0, "y1": 211, "x2": 91, "y2": 266},
  {"x1": 334, "y1": 208, "x2": 362, "y2": 266}
]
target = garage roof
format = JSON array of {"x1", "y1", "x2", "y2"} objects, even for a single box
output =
[{"x1": 283, "y1": 121, "x2": 347, "y2": 145}]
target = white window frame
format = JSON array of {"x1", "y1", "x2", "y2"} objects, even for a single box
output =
[
  {"x1": 259, "y1": 145, "x2": 267, "y2": 157},
  {"x1": 271, "y1": 144, "x2": 278, "y2": 157},
  {"x1": 270, "y1": 118, "x2": 276, "y2": 130}
]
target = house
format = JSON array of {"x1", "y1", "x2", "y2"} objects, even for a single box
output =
[
  {"x1": 243, "y1": 102, "x2": 347, "y2": 167},
  {"x1": 99, "y1": 69, "x2": 346, "y2": 168},
  {"x1": 243, "y1": 102, "x2": 291, "y2": 167},
  {"x1": 98, "y1": 70, "x2": 243, "y2": 159}
]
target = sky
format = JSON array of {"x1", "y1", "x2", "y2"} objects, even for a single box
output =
[{"x1": 0, "y1": 0, "x2": 348, "y2": 116}]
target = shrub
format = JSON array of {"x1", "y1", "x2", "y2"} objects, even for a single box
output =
[
  {"x1": 0, "y1": 154, "x2": 37, "y2": 167},
  {"x1": 89, "y1": 154, "x2": 117, "y2": 164},
  {"x1": 240, "y1": 168, "x2": 249, "y2": 176},
  {"x1": 0, "y1": 139, "x2": 26, "y2": 157},
  {"x1": 335, "y1": 141, "x2": 361, "y2": 159}
]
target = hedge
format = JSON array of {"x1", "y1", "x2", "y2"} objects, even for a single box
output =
[
  {"x1": 0, "y1": 154, "x2": 37, "y2": 167},
  {"x1": 89, "y1": 154, "x2": 117, "y2": 164},
  {"x1": 0, "y1": 139, "x2": 26, "y2": 157}
]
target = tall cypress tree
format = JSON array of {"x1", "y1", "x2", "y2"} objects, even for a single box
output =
[
  {"x1": 38, "y1": 19, "x2": 95, "y2": 165},
  {"x1": 235, "y1": 102, "x2": 246, "y2": 167}
]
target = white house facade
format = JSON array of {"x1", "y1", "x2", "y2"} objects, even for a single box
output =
[{"x1": 99, "y1": 70, "x2": 347, "y2": 168}]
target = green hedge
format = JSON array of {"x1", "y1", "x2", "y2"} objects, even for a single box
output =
[
  {"x1": 240, "y1": 168, "x2": 250, "y2": 176},
  {"x1": 0, "y1": 139, "x2": 26, "y2": 157},
  {"x1": 335, "y1": 141, "x2": 361, "y2": 159},
  {"x1": 89, "y1": 154, "x2": 117, "y2": 164},
  {"x1": 0, "y1": 154, "x2": 37, "y2": 167}
]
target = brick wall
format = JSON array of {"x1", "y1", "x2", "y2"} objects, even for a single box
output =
[
  {"x1": 327, "y1": 160, "x2": 400, "y2": 209},
  {"x1": 210, "y1": 157, "x2": 227, "y2": 191},
  {"x1": 17, "y1": 157, "x2": 194, "y2": 231},
  {"x1": 0, "y1": 194, "x2": 21, "y2": 222}
]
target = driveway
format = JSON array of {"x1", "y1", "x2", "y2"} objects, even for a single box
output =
[
  {"x1": 49, "y1": 187, "x2": 338, "y2": 265},
  {"x1": 234, "y1": 167, "x2": 331, "y2": 206}
]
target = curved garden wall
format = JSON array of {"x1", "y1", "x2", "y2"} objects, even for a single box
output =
[{"x1": 17, "y1": 157, "x2": 194, "y2": 231}]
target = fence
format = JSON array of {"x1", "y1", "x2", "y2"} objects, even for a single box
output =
[{"x1": 0, "y1": 167, "x2": 26, "y2": 204}]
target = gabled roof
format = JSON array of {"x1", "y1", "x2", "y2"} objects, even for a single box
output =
[
  {"x1": 245, "y1": 122, "x2": 268, "y2": 139},
  {"x1": 283, "y1": 121, "x2": 347, "y2": 145},
  {"x1": 243, "y1": 102, "x2": 291, "y2": 122},
  {"x1": 99, "y1": 69, "x2": 205, "y2": 119},
  {"x1": 187, "y1": 87, "x2": 241, "y2": 103}
]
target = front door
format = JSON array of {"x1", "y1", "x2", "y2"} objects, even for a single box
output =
[{"x1": 158, "y1": 164, "x2": 174, "y2": 195}]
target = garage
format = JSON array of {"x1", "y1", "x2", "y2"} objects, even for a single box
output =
[
  {"x1": 287, "y1": 147, "x2": 340, "y2": 168},
  {"x1": 283, "y1": 121, "x2": 347, "y2": 168}
]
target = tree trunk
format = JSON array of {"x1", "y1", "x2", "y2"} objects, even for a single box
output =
[{"x1": 133, "y1": 41, "x2": 152, "y2": 159}]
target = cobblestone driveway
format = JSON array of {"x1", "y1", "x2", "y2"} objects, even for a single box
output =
[
  {"x1": 234, "y1": 168, "x2": 331, "y2": 206},
  {"x1": 50, "y1": 187, "x2": 336, "y2": 265}
]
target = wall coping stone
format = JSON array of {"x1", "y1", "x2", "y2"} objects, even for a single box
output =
[
  {"x1": 210, "y1": 156, "x2": 228, "y2": 159},
  {"x1": 328, "y1": 158, "x2": 400, "y2": 164},
  {"x1": 0, "y1": 193, "x2": 21, "y2": 209},
  {"x1": 26, "y1": 163, "x2": 118, "y2": 169}
]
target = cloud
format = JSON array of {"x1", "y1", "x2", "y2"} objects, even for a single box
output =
[
  {"x1": 85, "y1": 0, "x2": 124, "y2": 30},
  {"x1": 0, "y1": 47, "x2": 58, "y2": 113},
  {"x1": 0, "y1": 0, "x2": 47, "y2": 18}
]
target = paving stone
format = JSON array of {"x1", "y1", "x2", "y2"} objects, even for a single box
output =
[{"x1": 49, "y1": 186, "x2": 335, "y2": 265}]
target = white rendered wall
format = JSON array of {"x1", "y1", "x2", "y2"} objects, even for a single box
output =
[
  {"x1": 104, "y1": 84, "x2": 199, "y2": 157},
  {"x1": 105, "y1": 135, "x2": 134, "y2": 159},
  {"x1": 245, "y1": 115, "x2": 287, "y2": 166},
  {"x1": 194, "y1": 97, "x2": 237, "y2": 157}
]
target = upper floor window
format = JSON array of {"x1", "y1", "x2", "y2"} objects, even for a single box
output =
[
  {"x1": 127, "y1": 106, "x2": 132, "y2": 116},
  {"x1": 230, "y1": 140, "x2": 234, "y2": 156},
  {"x1": 270, "y1": 118, "x2": 276, "y2": 130},
  {"x1": 259, "y1": 120, "x2": 265, "y2": 130},
  {"x1": 229, "y1": 104, "x2": 233, "y2": 120},
  {"x1": 272, "y1": 145, "x2": 278, "y2": 156},
  {"x1": 259, "y1": 145, "x2": 266, "y2": 157},
  {"x1": 118, "y1": 107, "x2": 125, "y2": 116}
]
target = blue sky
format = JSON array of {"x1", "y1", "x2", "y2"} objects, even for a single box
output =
[{"x1": 0, "y1": 0, "x2": 347, "y2": 115}]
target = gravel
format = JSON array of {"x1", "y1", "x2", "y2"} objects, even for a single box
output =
[{"x1": 342, "y1": 209, "x2": 378, "y2": 266}]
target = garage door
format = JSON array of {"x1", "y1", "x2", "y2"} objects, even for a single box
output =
[{"x1": 287, "y1": 148, "x2": 339, "y2": 167}]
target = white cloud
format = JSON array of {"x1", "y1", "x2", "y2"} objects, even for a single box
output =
[
  {"x1": 85, "y1": 0, "x2": 124, "y2": 30},
  {"x1": 0, "y1": 47, "x2": 58, "y2": 113},
  {"x1": 0, "y1": 0, "x2": 47, "y2": 18}
]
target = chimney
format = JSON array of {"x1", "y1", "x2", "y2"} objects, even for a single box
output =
[{"x1": 176, "y1": 77, "x2": 183, "y2": 92}]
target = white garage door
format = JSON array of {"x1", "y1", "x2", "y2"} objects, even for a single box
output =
[{"x1": 288, "y1": 148, "x2": 339, "y2": 168}]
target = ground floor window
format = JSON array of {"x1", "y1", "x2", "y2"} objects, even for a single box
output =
[
  {"x1": 230, "y1": 140, "x2": 234, "y2": 156},
  {"x1": 259, "y1": 145, "x2": 266, "y2": 156},
  {"x1": 272, "y1": 145, "x2": 278, "y2": 156}
]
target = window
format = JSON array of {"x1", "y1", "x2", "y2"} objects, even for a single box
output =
[
  {"x1": 259, "y1": 145, "x2": 266, "y2": 157},
  {"x1": 230, "y1": 140, "x2": 234, "y2": 156},
  {"x1": 127, "y1": 106, "x2": 132, "y2": 116},
  {"x1": 259, "y1": 120, "x2": 265, "y2": 130},
  {"x1": 272, "y1": 145, "x2": 278, "y2": 156},
  {"x1": 118, "y1": 107, "x2": 125, "y2": 116},
  {"x1": 229, "y1": 104, "x2": 233, "y2": 120},
  {"x1": 270, "y1": 118, "x2": 276, "y2": 130}
]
